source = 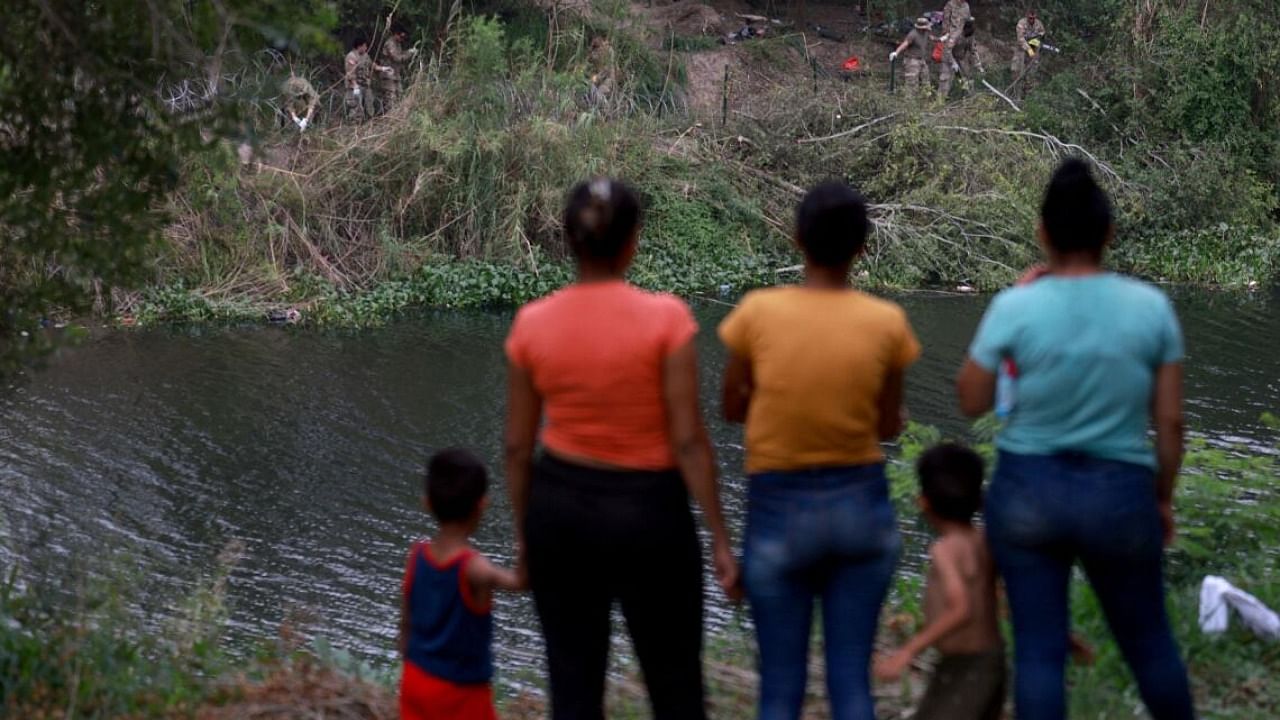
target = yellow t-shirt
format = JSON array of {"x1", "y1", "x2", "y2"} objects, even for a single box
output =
[{"x1": 718, "y1": 286, "x2": 921, "y2": 473}]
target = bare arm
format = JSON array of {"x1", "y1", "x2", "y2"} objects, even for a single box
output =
[
  {"x1": 875, "y1": 544, "x2": 972, "y2": 679},
  {"x1": 956, "y1": 358, "x2": 997, "y2": 417},
  {"x1": 721, "y1": 351, "x2": 752, "y2": 424},
  {"x1": 877, "y1": 367, "x2": 906, "y2": 440},
  {"x1": 1152, "y1": 362, "x2": 1184, "y2": 544},
  {"x1": 665, "y1": 340, "x2": 740, "y2": 598},
  {"x1": 503, "y1": 363, "x2": 541, "y2": 578},
  {"x1": 894, "y1": 37, "x2": 911, "y2": 55},
  {"x1": 467, "y1": 554, "x2": 525, "y2": 602}
]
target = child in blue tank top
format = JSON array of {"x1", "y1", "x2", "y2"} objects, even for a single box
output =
[{"x1": 400, "y1": 448, "x2": 523, "y2": 720}]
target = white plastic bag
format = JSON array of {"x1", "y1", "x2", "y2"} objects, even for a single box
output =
[{"x1": 1199, "y1": 575, "x2": 1280, "y2": 640}]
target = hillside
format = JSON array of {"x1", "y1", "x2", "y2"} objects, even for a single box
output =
[{"x1": 124, "y1": 0, "x2": 1280, "y2": 325}]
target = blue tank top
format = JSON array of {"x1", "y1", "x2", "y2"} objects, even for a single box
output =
[{"x1": 403, "y1": 541, "x2": 494, "y2": 684}]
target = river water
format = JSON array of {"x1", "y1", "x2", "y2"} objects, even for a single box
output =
[{"x1": 1, "y1": 288, "x2": 1277, "y2": 682}]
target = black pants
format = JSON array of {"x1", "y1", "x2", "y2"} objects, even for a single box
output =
[{"x1": 526, "y1": 454, "x2": 706, "y2": 720}]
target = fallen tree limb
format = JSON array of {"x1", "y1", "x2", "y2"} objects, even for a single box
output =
[
  {"x1": 797, "y1": 113, "x2": 898, "y2": 144},
  {"x1": 982, "y1": 79, "x2": 1022, "y2": 112},
  {"x1": 932, "y1": 125, "x2": 1124, "y2": 183}
]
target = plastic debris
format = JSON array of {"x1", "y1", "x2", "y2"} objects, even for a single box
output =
[{"x1": 1199, "y1": 575, "x2": 1280, "y2": 640}]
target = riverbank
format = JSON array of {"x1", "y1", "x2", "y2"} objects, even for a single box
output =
[
  {"x1": 5, "y1": 419, "x2": 1276, "y2": 718},
  {"x1": 115, "y1": 1, "x2": 1279, "y2": 328}
]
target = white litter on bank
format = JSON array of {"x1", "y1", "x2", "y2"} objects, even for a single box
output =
[{"x1": 1199, "y1": 575, "x2": 1280, "y2": 640}]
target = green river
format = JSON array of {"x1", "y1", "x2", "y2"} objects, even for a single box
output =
[{"x1": 1, "y1": 289, "x2": 1277, "y2": 683}]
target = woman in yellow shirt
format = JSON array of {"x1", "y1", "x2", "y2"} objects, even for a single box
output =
[{"x1": 719, "y1": 182, "x2": 920, "y2": 720}]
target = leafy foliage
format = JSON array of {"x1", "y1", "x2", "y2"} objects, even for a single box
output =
[{"x1": 0, "y1": 0, "x2": 333, "y2": 374}]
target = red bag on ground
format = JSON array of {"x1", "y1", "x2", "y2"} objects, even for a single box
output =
[
  {"x1": 932, "y1": 41, "x2": 944, "y2": 63},
  {"x1": 842, "y1": 55, "x2": 861, "y2": 71}
]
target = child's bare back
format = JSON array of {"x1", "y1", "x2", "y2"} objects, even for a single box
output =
[
  {"x1": 925, "y1": 527, "x2": 1001, "y2": 656},
  {"x1": 875, "y1": 443, "x2": 1007, "y2": 720}
]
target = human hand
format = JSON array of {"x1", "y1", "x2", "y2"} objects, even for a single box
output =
[
  {"x1": 1027, "y1": 47, "x2": 1037, "y2": 57},
  {"x1": 1158, "y1": 499, "x2": 1175, "y2": 546},
  {"x1": 889, "y1": 51, "x2": 898, "y2": 62},
  {"x1": 1069, "y1": 634, "x2": 1097, "y2": 666},
  {"x1": 297, "y1": 117, "x2": 308, "y2": 131},
  {"x1": 873, "y1": 648, "x2": 913, "y2": 682},
  {"x1": 408, "y1": 47, "x2": 419, "y2": 56},
  {"x1": 353, "y1": 86, "x2": 362, "y2": 97},
  {"x1": 1016, "y1": 264, "x2": 1050, "y2": 285},
  {"x1": 713, "y1": 539, "x2": 743, "y2": 603},
  {"x1": 951, "y1": 61, "x2": 960, "y2": 73}
]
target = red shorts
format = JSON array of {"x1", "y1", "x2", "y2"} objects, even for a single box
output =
[{"x1": 400, "y1": 662, "x2": 497, "y2": 720}]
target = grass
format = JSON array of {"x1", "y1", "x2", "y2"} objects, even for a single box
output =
[{"x1": 131, "y1": 3, "x2": 1278, "y2": 328}]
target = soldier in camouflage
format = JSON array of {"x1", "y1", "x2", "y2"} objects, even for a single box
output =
[
  {"x1": 281, "y1": 75, "x2": 318, "y2": 132},
  {"x1": 937, "y1": 0, "x2": 970, "y2": 98},
  {"x1": 379, "y1": 29, "x2": 417, "y2": 106},
  {"x1": 345, "y1": 37, "x2": 389, "y2": 121},
  {"x1": 1011, "y1": 9, "x2": 1046, "y2": 99},
  {"x1": 891, "y1": 17, "x2": 935, "y2": 96},
  {"x1": 951, "y1": 17, "x2": 984, "y2": 93}
]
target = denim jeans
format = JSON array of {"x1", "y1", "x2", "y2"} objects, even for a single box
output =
[
  {"x1": 743, "y1": 464, "x2": 900, "y2": 720},
  {"x1": 985, "y1": 451, "x2": 1195, "y2": 720}
]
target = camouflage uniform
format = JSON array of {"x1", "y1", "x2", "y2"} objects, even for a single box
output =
[
  {"x1": 937, "y1": 0, "x2": 970, "y2": 98},
  {"x1": 281, "y1": 76, "x2": 318, "y2": 126},
  {"x1": 900, "y1": 28, "x2": 932, "y2": 95},
  {"x1": 379, "y1": 35, "x2": 414, "y2": 105},
  {"x1": 587, "y1": 37, "x2": 616, "y2": 107},
  {"x1": 951, "y1": 21, "x2": 983, "y2": 91},
  {"x1": 1011, "y1": 16, "x2": 1046, "y2": 98},
  {"x1": 345, "y1": 48, "x2": 376, "y2": 121}
]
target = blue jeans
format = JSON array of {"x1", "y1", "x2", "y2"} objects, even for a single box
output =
[
  {"x1": 986, "y1": 451, "x2": 1195, "y2": 720},
  {"x1": 743, "y1": 464, "x2": 900, "y2": 720}
]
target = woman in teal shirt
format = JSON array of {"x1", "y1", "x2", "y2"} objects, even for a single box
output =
[{"x1": 956, "y1": 159, "x2": 1194, "y2": 720}]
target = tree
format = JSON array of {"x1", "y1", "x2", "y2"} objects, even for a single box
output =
[{"x1": 0, "y1": 0, "x2": 334, "y2": 375}]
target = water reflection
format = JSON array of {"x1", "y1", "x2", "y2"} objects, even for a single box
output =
[{"x1": 1, "y1": 287, "x2": 1276, "y2": 679}]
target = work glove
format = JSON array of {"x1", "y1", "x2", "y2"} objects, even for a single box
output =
[
  {"x1": 297, "y1": 117, "x2": 309, "y2": 131},
  {"x1": 353, "y1": 86, "x2": 362, "y2": 97},
  {"x1": 408, "y1": 47, "x2": 419, "y2": 56},
  {"x1": 889, "y1": 51, "x2": 898, "y2": 62},
  {"x1": 951, "y1": 61, "x2": 960, "y2": 72}
]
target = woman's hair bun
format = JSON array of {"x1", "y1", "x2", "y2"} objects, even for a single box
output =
[{"x1": 563, "y1": 178, "x2": 641, "y2": 262}]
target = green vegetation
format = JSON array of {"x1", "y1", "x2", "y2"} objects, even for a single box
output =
[
  {"x1": 884, "y1": 420, "x2": 1280, "y2": 718},
  {"x1": 0, "y1": 0, "x2": 335, "y2": 373},
  {"x1": 134, "y1": 0, "x2": 1277, "y2": 328},
  {"x1": 4, "y1": 0, "x2": 1278, "y2": 347}
]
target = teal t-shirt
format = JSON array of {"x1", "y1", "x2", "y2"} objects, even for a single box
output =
[{"x1": 968, "y1": 273, "x2": 1184, "y2": 468}]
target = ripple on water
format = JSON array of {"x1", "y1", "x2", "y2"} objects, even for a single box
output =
[{"x1": 1, "y1": 290, "x2": 1277, "y2": 681}]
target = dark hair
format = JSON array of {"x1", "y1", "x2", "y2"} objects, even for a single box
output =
[
  {"x1": 425, "y1": 448, "x2": 488, "y2": 523},
  {"x1": 563, "y1": 178, "x2": 641, "y2": 262},
  {"x1": 352, "y1": 37, "x2": 369, "y2": 50},
  {"x1": 795, "y1": 181, "x2": 869, "y2": 268},
  {"x1": 917, "y1": 443, "x2": 985, "y2": 522},
  {"x1": 1040, "y1": 158, "x2": 1113, "y2": 256}
]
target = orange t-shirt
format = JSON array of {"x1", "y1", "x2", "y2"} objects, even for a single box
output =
[
  {"x1": 504, "y1": 281, "x2": 698, "y2": 470},
  {"x1": 718, "y1": 286, "x2": 921, "y2": 473}
]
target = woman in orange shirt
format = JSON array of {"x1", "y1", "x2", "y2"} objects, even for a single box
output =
[
  {"x1": 720, "y1": 182, "x2": 920, "y2": 720},
  {"x1": 504, "y1": 179, "x2": 738, "y2": 720}
]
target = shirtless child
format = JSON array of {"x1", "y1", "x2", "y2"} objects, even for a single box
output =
[{"x1": 875, "y1": 443, "x2": 1005, "y2": 720}]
